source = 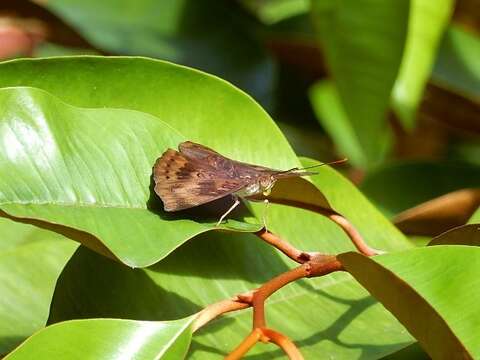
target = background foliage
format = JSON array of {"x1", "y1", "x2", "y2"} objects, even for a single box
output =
[{"x1": 0, "y1": 0, "x2": 479, "y2": 359}]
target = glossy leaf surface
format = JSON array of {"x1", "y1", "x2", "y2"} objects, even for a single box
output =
[
  {"x1": 6, "y1": 317, "x2": 194, "y2": 360},
  {"x1": 340, "y1": 246, "x2": 480, "y2": 359},
  {"x1": 0, "y1": 86, "x2": 264, "y2": 267},
  {"x1": 0, "y1": 57, "x2": 302, "y2": 176}
]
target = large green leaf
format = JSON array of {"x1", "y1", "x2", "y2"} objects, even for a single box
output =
[
  {"x1": 340, "y1": 246, "x2": 480, "y2": 359},
  {"x1": 311, "y1": 0, "x2": 409, "y2": 166},
  {"x1": 360, "y1": 160, "x2": 480, "y2": 218},
  {"x1": 40, "y1": 0, "x2": 274, "y2": 107},
  {"x1": 392, "y1": 0, "x2": 454, "y2": 128},
  {"x1": 49, "y1": 159, "x2": 413, "y2": 359},
  {"x1": 5, "y1": 317, "x2": 194, "y2": 360},
  {"x1": 0, "y1": 57, "x2": 294, "y2": 172},
  {"x1": 50, "y1": 244, "x2": 413, "y2": 359},
  {"x1": 0, "y1": 56, "x2": 296, "y2": 267},
  {"x1": 0, "y1": 86, "x2": 263, "y2": 267},
  {"x1": 0, "y1": 218, "x2": 77, "y2": 355}
]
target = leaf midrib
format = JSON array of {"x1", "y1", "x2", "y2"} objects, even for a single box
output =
[{"x1": 0, "y1": 200, "x2": 149, "y2": 210}]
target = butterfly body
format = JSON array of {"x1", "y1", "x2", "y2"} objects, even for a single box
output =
[
  {"x1": 154, "y1": 142, "x2": 285, "y2": 211},
  {"x1": 153, "y1": 141, "x2": 328, "y2": 224}
]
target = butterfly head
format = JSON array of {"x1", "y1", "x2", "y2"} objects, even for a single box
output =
[{"x1": 259, "y1": 175, "x2": 276, "y2": 196}]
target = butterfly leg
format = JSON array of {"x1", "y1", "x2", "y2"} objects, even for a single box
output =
[
  {"x1": 262, "y1": 198, "x2": 270, "y2": 231},
  {"x1": 216, "y1": 196, "x2": 241, "y2": 227}
]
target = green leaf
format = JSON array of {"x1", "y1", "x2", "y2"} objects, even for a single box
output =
[
  {"x1": 360, "y1": 160, "x2": 480, "y2": 218},
  {"x1": 0, "y1": 218, "x2": 77, "y2": 355},
  {"x1": 49, "y1": 159, "x2": 413, "y2": 358},
  {"x1": 428, "y1": 223, "x2": 480, "y2": 246},
  {"x1": 299, "y1": 157, "x2": 412, "y2": 252},
  {"x1": 0, "y1": 57, "x2": 296, "y2": 173},
  {"x1": 51, "y1": 244, "x2": 414, "y2": 359},
  {"x1": 309, "y1": 81, "x2": 368, "y2": 168},
  {"x1": 39, "y1": 0, "x2": 274, "y2": 107},
  {"x1": 340, "y1": 246, "x2": 480, "y2": 359},
  {"x1": 392, "y1": 0, "x2": 454, "y2": 128},
  {"x1": 0, "y1": 56, "x2": 372, "y2": 264},
  {"x1": 5, "y1": 317, "x2": 194, "y2": 360},
  {"x1": 0, "y1": 86, "x2": 263, "y2": 267},
  {"x1": 311, "y1": 0, "x2": 409, "y2": 166},
  {"x1": 433, "y1": 25, "x2": 480, "y2": 99},
  {"x1": 469, "y1": 207, "x2": 480, "y2": 224},
  {"x1": 0, "y1": 217, "x2": 45, "y2": 252}
]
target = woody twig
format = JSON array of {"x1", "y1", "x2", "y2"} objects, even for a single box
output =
[{"x1": 192, "y1": 215, "x2": 378, "y2": 359}]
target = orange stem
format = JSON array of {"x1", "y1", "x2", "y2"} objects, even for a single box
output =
[
  {"x1": 192, "y1": 296, "x2": 250, "y2": 332},
  {"x1": 253, "y1": 265, "x2": 308, "y2": 328},
  {"x1": 255, "y1": 229, "x2": 317, "y2": 263},
  {"x1": 262, "y1": 328, "x2": 304, "y2": 359},
  {"x1": 225, "y1": 328, "x2": 263, "y2": 360},
  {"x1": 327, "y1": 213, "x2": 380, "y2": 256},
  {"x1": 253, "y1": 256, "x2": 343, "y2": 328},
  {"x1": 261, "y1": 197, "x2": 380, "y2": 257}
]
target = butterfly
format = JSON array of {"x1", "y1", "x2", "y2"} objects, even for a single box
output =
[{"x1": 153, "y1": 141, "x2": 345, "y2": 226}]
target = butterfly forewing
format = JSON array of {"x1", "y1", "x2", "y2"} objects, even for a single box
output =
[
  {"x1": 179, "y1": 141, "x2": 281, "y2": 177},
  {"x1": 178, "y1": 141, "x2": 221, "y2": 161},
  {"x1": 153, "y1": 148, "x2": 246, "y2": 211}
]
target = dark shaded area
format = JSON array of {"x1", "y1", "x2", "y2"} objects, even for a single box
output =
[{"x1": 360, "y1": 161, "x2": 480, "y2": 217}]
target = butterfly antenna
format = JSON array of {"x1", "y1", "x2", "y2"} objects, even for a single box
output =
[
  {"x1": 295, "y1": 158, "x2": 348, "y2": 171},
  {"x1": 276, "y1": 158, "x2": 347, "y2": 174}
]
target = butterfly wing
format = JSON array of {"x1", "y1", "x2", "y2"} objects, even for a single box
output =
[
  {"x1": 153, "y1": 149, "x2": 247, "y2": 211},
  {"x1": 178, "y1": 141, "x2": 220, "y2": 160},
  {"x1": 179, "y1": 141, "x2": 281, "y2": 177}
]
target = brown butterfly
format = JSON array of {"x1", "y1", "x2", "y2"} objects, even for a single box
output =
[{"x1": 153, "y1": 141, "x2": 345, "y2": 226}]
